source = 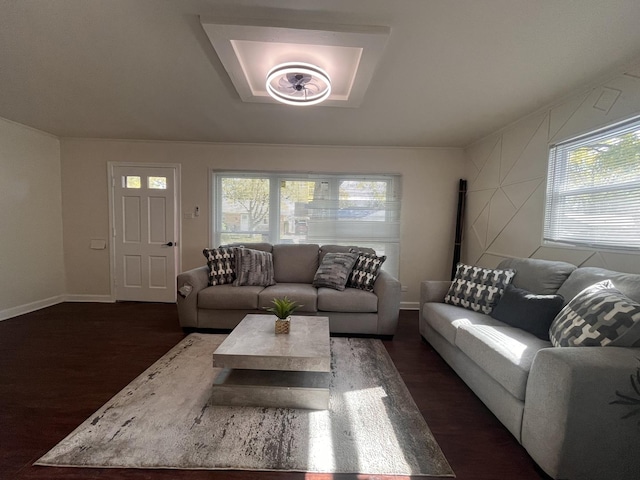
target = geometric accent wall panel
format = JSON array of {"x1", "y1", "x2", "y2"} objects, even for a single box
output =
[
  {"x1": 486, "y1": 188, "x2": 517, "y2": 246},
  {"x1": 502, "y1": 115, "x2": 549, "y2": 186},
  {"x1": 592, "y1": 87, "x2": 621, "y2": 114},
  {"x1": 500, "y1": 112, "x2": 547, "y2": 183},
  {"x1": 532, "y1": 246, "x2": 594, "y2": 266},
  {"x1": 486, "y1": 183, "x2": 545, "y2": 259},
  {"x1": 467, "y1": 204, "x2": 489, "y2": 265},
  {"x1": 598, "y1": 252, "x2": 640, "y2": 273},
  {"x1": 464, "y1": 61, "x2": 640, "y2": 273},
  {"x1": 466, "y1": 188, "x2": 496, "y2": 226},
  {"x1": 502, "y1": 178, "x2": 542, "y2": 209},
  {"x1": 625, "y1": 62, "x2": 640, "y2": 80},
  {"x1": 470, "y1": 139, "x2": 501, "y2": 191},
  {"x1": 549, "y1": 92, "x2": 589, "y2": 142},
  {"x1": 468, "y1": 135, "x2": 500, "y2": 172},
  {"x1": 472, "y1": 203, "x2": 490, "y2": 249}
]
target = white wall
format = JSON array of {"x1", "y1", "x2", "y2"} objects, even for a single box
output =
[
  {"x1": 463, "y1": 61, "x2": 640, "y2": 273},
  {"x1": 0, "y1": 118, "x2": 64, "y2": 320},
  {"x1": 60, "y1": 140, "x2": 466, "y2": 307}
]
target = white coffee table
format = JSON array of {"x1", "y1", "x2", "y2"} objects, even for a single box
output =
[{"x1": 211, "y1": 314, "x2": 331, "y2": 410}]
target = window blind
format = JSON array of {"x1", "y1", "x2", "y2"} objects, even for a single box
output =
[
  {"x1": 212, "y1": 172, "x2": 402, "y2": 276},
  {"x1": 544, "y1": 116, "x2": 640, "y2": 250}
]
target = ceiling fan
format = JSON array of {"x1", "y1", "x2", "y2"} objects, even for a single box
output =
[{"x1": 265, "y1": 63, "x2": 332, "y2": 106}]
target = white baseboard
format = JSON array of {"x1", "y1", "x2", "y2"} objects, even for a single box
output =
[
  {"x1": 0, "y1": 295, "x2": 66, "y2": 321},
  {"x1": 65, "y1": 294, "x2": 115, "y2": 303},
  {"x1": 400, "y1": 301, "x2": 419, "y2": 310}
]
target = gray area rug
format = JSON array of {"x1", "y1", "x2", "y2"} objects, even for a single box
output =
[{"x1": 36, "y1": 334, "x2": 454, "y2": 476}]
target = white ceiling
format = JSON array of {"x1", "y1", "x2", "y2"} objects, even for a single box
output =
[{"x1": 1, "y1": 0, "x2": 640, "y2": 148}]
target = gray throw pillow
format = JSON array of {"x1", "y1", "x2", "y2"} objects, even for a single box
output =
[
  {"x1": 550, "y1": 280, "x2": 640, "y2": 347},
  {"x1": 233, "y1": 248, "x2": 276, "y2": 287},
  {"x1": 346, "y1": 249, "x2": 386, "y2": 292},
  {"x1": 445, "y1": 263, "x2": 516, "y2": 314},
  {"x1": 490, "y1": 284, "x2": 564, "y2": 340},
  {"x1": 202, "y1": 247, "x2": 236, "y2": 286},
  {"x1": 313, "y1": 252, "x2": 358, "y2": 291}
]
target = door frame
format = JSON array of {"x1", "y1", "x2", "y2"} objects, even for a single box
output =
[{"x1": 107, "y1": 162, "x2": 182, "y2": 301}]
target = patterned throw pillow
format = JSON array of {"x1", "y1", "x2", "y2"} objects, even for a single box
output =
[
  {"x1": 202, "y1": 247, "x2": 236, "y2": 286},
  {"x1": 233, "y1": 248, "x2": 276, "y2": 287},
  {"x1": 346, "y1": 249, "x2": 387, "y2": 292},
  {"x1": 549, "y1": 280, "x2": 640, "y2": 347},
  {"x1": 445, "y1": 263, "x2": 516, "y2": 314},
  {"x1": 313, "y1": 252, "x2": 359, "y2": 291}
]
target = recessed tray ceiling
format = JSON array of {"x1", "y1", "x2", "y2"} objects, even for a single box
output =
[{"x1": 200, "y1": 17, "x2": 390, "y2": 107}]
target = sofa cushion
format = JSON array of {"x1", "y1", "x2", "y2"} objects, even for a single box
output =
[
  {"x1": 445, "y1": 263, "x2": 515, "y2": 314},
  {"x1": 312, "y1": 252, "x2": 358, "y2": 291},
  {"x1": 317, "y1": 287, "x2": 378, "y2": 313},
  {"x1": 346, "y1": 250, "x2": 386, "y2": 292},
  {"x1": 556, "y1": 267, "x2": 640, "y2": 306},
  {"x1": 497, "y1": 258, "x2": 576, "y2": 295},
  {"x1": 234, "y1": 248, "x2": 276, "y2": 287},
  {"x1": 490, "y1": 285, "x2": 564, "y2": 340},
  {"x1": 422, "y1": 302, "x2": 505, "y2": 345},
  {"x1": 455, "y1": 324, "x2": 552, "y2": 401},
  {"x1": 258, "y1": 284, "x2": 318, "y2": 312},
  {"x1": 198, "y1": 285, "x2": 263, "y2": 309},
  {"x1": 272, "y1": 244, "x2": 319, "y2": 283},
  {"x1": 202, "y1": 247, "x2": 236, "y2": 286},
  {"x1": 550, "y1": 280, "x2": 640, "y2": 347}
]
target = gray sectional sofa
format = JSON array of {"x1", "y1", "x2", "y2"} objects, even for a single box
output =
[
  {"x1": 177, "y1": 243, "x2": 401, "y2": 337},
  {"x1": 419, "y1": 257, "x2": 640, "y2": 480}
]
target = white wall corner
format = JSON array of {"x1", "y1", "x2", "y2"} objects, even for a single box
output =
[{"x1": 0, "y1": 295, "x2": 66, "y2": 322}]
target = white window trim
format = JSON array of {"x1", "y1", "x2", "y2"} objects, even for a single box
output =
[
  {"x1": 209, "y1": 170, "x2": 402, "y2": 276},
  {"x1": 543, "y1": 115, "x2": 640, "y2": 252}
]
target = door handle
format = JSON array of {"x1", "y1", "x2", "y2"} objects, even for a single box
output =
[{"x1": 164, "y1": 242, "x2": 174, "y2": 247}]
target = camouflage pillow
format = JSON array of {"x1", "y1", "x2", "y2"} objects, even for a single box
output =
[
  {"x1": 313, "y1": 252, "x2": 358, "y2": 291},
  {"x1": 233, "y1": 248, "x2": 276, "y2": 287}
]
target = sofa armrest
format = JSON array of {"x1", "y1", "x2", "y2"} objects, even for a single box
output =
[
  {"x1": 420, "y1": 280, "x2": 451, "y2": 305},
  {"x1": 176, "y1": 266, "x2": 209, "y2": 328},
  {"x1": 373, "y1": 270, "x2": 401, "y2": 336},
  {"x1": 522, "y1": 346, "x2": 640, "y2": 480}
]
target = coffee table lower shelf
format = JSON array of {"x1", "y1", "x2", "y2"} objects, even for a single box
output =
[{"x1": 211, "y1": 368, "x2": 330, "y2": 410}]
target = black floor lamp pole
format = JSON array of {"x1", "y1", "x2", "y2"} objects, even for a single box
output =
[{"x1": 451, "y1": 179, "x2": 467, "y2": 280}]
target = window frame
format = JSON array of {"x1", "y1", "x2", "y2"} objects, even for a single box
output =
[
  {"x1": 210, "y1": 170, "x2": 402, "y2": 275},
  {"x1": 543, "y1": 115, "x2": 640, "y2": 252}
]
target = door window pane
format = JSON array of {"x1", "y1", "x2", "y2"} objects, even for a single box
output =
[
  {"x1": 125, "y1": 176, "x2": 141, "y2": 189},
  {"x1": 148, "y1": 176, "x2": 167, "y2": 189}
]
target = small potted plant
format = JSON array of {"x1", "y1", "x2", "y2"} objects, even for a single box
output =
[{"x1": 265, "y1": 297, "x2": 302, "y2": 334}]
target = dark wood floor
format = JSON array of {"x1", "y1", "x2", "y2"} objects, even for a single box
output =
[{"x1": 0, "y1": 303, "x2": 549, "y2": 480}]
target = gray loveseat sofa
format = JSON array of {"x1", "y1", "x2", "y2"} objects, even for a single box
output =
[
  {"x1": 420, "y1": 257, "x2": 640, "y2": 480},
  {"x1": 177, "y1": 243, "x2": 401, "y2": 337}
]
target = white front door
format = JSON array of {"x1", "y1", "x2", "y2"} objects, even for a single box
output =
[{"x1": 111, "y1": 165, "x2": 179, "y2": 302}]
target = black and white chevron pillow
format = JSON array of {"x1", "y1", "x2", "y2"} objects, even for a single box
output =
[
  {"x1": 550, "y1": 280, "x2": 640, "y2": 347},
  {"x1": 444, "y1": 263, "x2": 515, "y2": 314}
]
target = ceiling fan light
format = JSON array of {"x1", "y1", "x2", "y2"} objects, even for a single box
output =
[{"x1": 266, "y1": 62, "x2": 332, "y2": 106}]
